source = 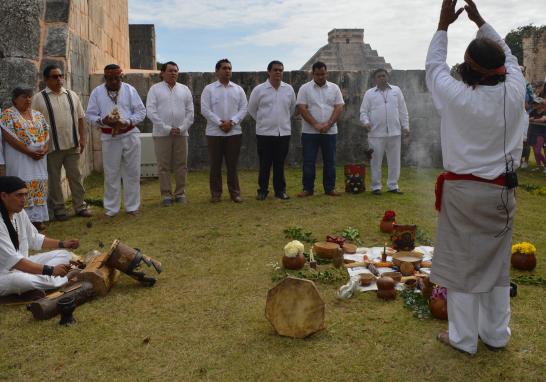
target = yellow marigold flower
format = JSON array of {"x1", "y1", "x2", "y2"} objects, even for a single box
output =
[{"x1": 511, "y1": 242, "x2": 536, "y2": 256}]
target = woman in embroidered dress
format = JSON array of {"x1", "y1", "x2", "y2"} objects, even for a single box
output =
[{"x1": 0, "y1": 87, "x2": 50, "y2": 230}]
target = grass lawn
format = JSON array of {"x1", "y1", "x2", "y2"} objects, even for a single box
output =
[{"x1": 1, "y1": 165, "x2": 545, "y2": 381}]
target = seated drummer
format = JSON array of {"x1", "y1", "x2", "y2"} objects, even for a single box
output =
[{"x1": 0, "y1": 176, "x2": 80, "y2": 300}]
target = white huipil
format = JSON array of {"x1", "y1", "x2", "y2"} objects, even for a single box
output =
[
  {"x1": 360, "y1": 84, "x2": 409, "y2": 191},
  {"x1": 426, "y1": 23, "x2": 526, "y2": 354},
  {"x1": 86, "y1": 83, "x2": 146, "y2": 216},
  {"x1": 0, "y1": 210, "x2": 70, "y2": 296}
]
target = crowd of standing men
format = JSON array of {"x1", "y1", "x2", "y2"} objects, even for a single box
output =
[{"x1": 0, "y1": 58, "x2": 410, "y2": 223}]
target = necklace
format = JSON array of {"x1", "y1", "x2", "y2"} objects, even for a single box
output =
[{"x1": 106, "y1": 85, "x2": 119, "y2": 105}]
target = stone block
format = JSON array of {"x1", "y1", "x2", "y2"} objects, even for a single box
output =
[
  {"x1": 0, "y1": 57, "x2": 38, "y2": 109},
  {"x1": 45, "y1": 0, "x2": 70, "y2": 22},
  {"x1": 0, "y1": 0, "x2": 43, "y2": 60},
  {"x1": 44, "y1": 26, "x2": 69, "y2": 57}
]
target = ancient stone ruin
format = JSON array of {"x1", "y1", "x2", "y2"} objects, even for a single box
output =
[{"x1": 301, "y1": 29, "x2": 392, "y2": 71}]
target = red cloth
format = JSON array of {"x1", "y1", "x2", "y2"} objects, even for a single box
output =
[
  {"x1": 100, "y1": 124, "x2": 135, "y2": 135},
  {"x1": 434, "y1": 172, "x2": 507, "y2": 211}
]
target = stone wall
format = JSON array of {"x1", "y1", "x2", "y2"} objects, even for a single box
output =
[
  {"x1": 89, "y1": 70, "x2": 441, "y2": 172},
  {"x1": 129, "y1": 24, "x2": 157, "y2": 70},
  {"x1": 523, "y1": 29, "x2": 546, "y2": 86},
  {"x1": 0, "y1": 0, "x2": 130, "y2": 178}
]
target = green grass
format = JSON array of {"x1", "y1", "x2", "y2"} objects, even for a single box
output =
[{"x1": 1, "y1": 166, "x2": 545, "y2": 381}]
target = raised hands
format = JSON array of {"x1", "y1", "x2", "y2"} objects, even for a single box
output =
[
  {"x1": 438, "y1": 0, "x2": 486, "y2": 31},
  {"x1": 438, "y1": 0, "x2": 464, "y2": 31},
  {"x1": 463, "y1": 0, "x2": 485, "y2": 27}
]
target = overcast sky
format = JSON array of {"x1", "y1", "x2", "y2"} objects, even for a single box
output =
[{"x1": 128, "y1": 0, "x2": 544, "y2": 72}]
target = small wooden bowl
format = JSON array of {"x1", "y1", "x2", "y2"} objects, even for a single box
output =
[
  {"x1": 381, "y1": 271, "x2": 402, "y2": 283},
  {"x1": 359, "y1": 273, "x2": 375, "y2": 286},
  {"x1": 342, "y1": 243, "x2": 358, "y2": 254}
]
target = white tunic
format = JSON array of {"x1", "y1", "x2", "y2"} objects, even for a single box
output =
[
  {"x1": 0, "y1": 210, "x2": 70, "y2": 296},
  {"x1": 0, "y1": 210, "x2": 44, "y2": 272},
  {"x1": 146, "y1": 81, "x2": 194, "y2": 137},
  {"x1": 425, "y1": 23, "x2": 527, "y2": 179},
  {"x1": 85, "y1": 82, "x2": 146, "y2": 141},
  {"x1": 359, "y1": 84, "x2": 409, "y2": 137},
  {"x1": 247, "y1": 80, "x2": 296, "y2": 136}
]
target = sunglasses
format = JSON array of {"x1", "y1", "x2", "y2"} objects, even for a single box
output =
[{"x1": 48, "y1": 74, "x2": 64, "y2": 79}]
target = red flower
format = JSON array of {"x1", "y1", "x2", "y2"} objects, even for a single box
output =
[{"x1": 382, "y1": 210, "x2": 396, "y2": 221}]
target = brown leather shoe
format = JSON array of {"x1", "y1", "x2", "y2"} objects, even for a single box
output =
[
  {"x1": 325, "y1": 190, "x2": 342, "y2": 196},
  {"x1": 76, "y1": 209, "x2": 92, "y2": 217},
  {"x1": 437, "y1": 331, "x2": 474, "y2": 355},
  {"x1": 54, "y1": 214, "x2": 69, "y2": 222},
  {"x1": 231, "y1": 195, "x2": 243, "y2": 203},
  {"x1": 297, "y1": 190, "x2": 314, "y2": 198}
]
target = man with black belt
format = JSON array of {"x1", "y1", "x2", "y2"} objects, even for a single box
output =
[
  {"x1": 427, "y1": 0, "x2": 527, "y2": 355},
  {"x1": 248, "y1": 60, "x2": 296, "y2": 200},
  {"x1": 32, "y1": 65, "x2": 92, "y2": 220}
]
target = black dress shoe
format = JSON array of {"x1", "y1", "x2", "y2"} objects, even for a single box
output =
[
  {"x1": 275, "y1": 192, "x2": 290, "y2": 200},
  {"x1": 256, "y1": 191, "x2": 268, "y2": 201},
  {"x1": 371, "y1": 190, "x2": 382, "y2": 195},
  {"x1": 387, "y1": 188, "x2": 404, "y2": 194}
]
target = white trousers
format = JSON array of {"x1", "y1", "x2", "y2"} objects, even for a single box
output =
[
  {"x1": 0, "y1": 250, "x2": 71, "y2": 296},
  {"x1": 368, "y1": 136, "x2": 401, "y2": 192},
  {"x1": 447, "y1": 286, "x2": 511, "y2": 354},
  {"x1": 102, "y1": 133, "x2": 141, "y2": 216}
]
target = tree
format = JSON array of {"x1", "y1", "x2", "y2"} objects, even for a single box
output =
[{"x1": 505, "y1": 24, "x2": 546, "y2": 65}]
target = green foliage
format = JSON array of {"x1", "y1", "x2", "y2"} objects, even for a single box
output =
[
  {"x1": 505, "y1": 24, "x2": 546, "y2": 65},
  {"x1": 519, "y1": 183, "x2": 546, "y2": 196},
  {"x1": 415, "y1": 226, "x2": 434, "y2": 246},
  {"x1": 283, "y1": 226, "x2": 316, "y2": 243},
  {"x1": 400, "y1": 288, "x2": 432, "y2": 319},
  {"x1": 339, "y1": 226, "x2": 363, "y2": 246},
  {"x1": 513, "y1": 274, "x2": 546, "y2": 286},
  {"x1": 270, "y1": 262, "x2": 347, "y2": 284}
]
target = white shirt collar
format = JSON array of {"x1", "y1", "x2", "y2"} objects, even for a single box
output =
[
  {"x1": 374, "y1": 84, "x2": 392, "y2": 92},
  {"x1": 45, "y1": 86, "x2": 68, "y2": 94}
]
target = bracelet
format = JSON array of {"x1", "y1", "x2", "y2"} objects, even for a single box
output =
[
  {"x1": 59, "y1": 240, "x2": 65, "y2": 249},
  {"x1": 42, "y1": 265, "x2": 54, "y2": 276}
]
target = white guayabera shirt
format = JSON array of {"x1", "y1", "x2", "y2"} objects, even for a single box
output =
[
  {"x1": 425, "y1": 23, "x2": 527, "y2": 179},
  {"x1": 146, "y1": 81, "x2": 194, "y2": 137},
  {"x1": 200, "y1": 81, "x2": 248, "y2": 137},
  {"x1": 248, "y1": 80, "x2": 296, "y2": 136},
  {"x1": 296, "y1": 80, "x2": 344, "y2": 135},
  {"x1": 360, "y1": 84, "x2": 409, "y2": 138}
]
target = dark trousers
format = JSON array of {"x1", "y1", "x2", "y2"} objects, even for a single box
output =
[
  {"x1": 207, "y1": 134, "x2": 242, "y2": 197},
  {"x1": 256, "y1": 134, "x2": 290, "y2": 195},
  {"x1": 301, "y1": 133, "x2": 337, "y2": 193}
]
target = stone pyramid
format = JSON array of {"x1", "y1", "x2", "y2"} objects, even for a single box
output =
[{"x1": 301, "y1": 29, "x2": 392, "y2": 71}]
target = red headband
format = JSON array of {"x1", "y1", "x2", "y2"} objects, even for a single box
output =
[
  {"x1": 464, "y1": 51, "x2": 506, "y2": 77},
  {"x1": 104, "y1": 67, "x2": 123, "y2": 76}
]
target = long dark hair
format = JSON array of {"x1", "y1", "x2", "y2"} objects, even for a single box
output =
[
  {"x1": 458, "y1": 38, "x2": 506, "y2": 88},
  {"x1": 0, "y1": 199, "x2": 19, "y2": 251}
]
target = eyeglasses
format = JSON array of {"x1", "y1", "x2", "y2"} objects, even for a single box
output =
[{"x1": 48, "y1": 74, "x2": 64, "y2": 79}]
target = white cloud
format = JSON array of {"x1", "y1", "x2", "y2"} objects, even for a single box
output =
[{"x1": 129, "y1": 0, "x2": 545, "y2": 70}]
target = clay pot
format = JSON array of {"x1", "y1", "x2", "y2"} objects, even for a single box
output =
[
  {"x1": 282, "y1": 254, "x2": 306, "y2": 270},
  {"x1": 377, "y1": 289, "x2": 396, "y2": 300},
  {"x1": 511, "y1": 252, "x2": 537, "y2": 271},
  {"x1": 381, "y1": 272, "x2": 402, "y2": 283},
  {"x1": 380, "y1": 219, "x2": 396, "y2": 233},
  {"x1": 359, "y1": 273, "x2": 375, "y2": 286},
  {"x1": 376, "y1": 276, "x2": 395, "y2": 290},
  {"x1": 430, "y1": 298, "x2": 448, "y2": 320}
]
